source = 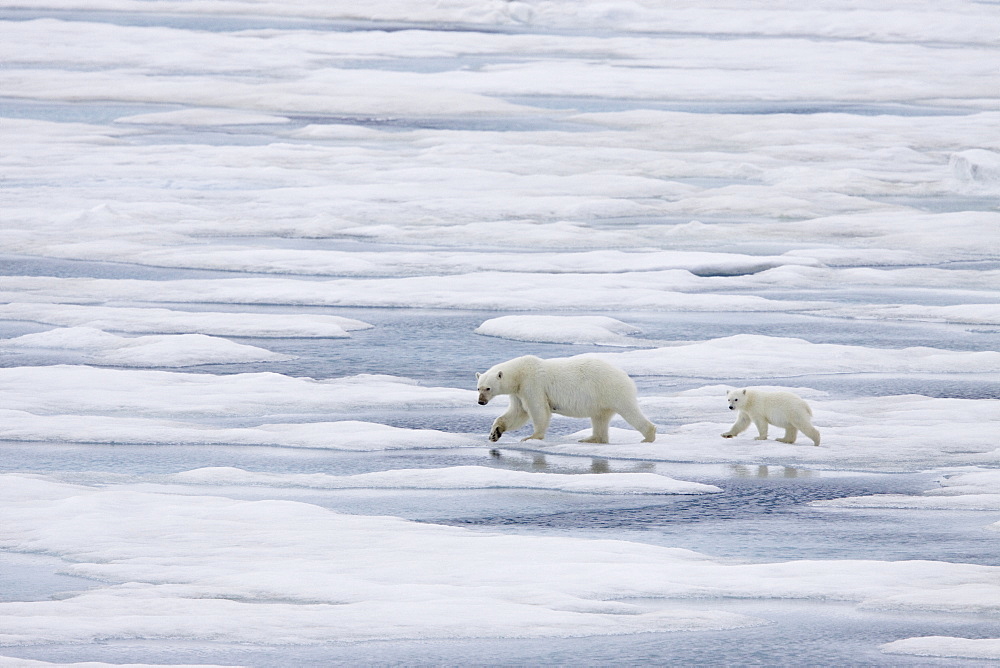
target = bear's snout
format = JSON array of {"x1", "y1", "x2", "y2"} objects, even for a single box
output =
[
  {"x1": 729, "y1": 405, "x2": 735, "y2": 410},
  {"x1": 478, "y1": 398, "x2": 488, "y2": 405}
]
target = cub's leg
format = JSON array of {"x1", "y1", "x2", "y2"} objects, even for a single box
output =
[
  {"x1": 489, "y1": 395, "x2": 529, "y2": 442},
  {"x1": 722, "y1": 411, "x2": 750, "y2": 438},
  {"x1": 581, "y1": 410, "x2": 613, "y2": 444},
  {"x1": 618, "y1": 405, "x2": 657, "y2": 443},
  {"x1": 777, "y1": 426, "x2": 798, "y2": 444}
]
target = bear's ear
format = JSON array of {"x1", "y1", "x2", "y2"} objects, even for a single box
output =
[
  {"x1": 497, "y1": 371, "x2": 503, "y2": 379},
  {"x1": 742, "y1": 388, "x2": 747, "y2": 395},
  {"x1": 475, "y1": 372, "x2": 481, "y2": 380}
]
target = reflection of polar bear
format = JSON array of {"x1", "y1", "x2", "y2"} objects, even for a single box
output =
[
  {"x1": 476, "y1": 355, "x2": 656, "y2": 444},
  {"x1": 721, "y1": 388, "x2": 820, "y2": 446}
]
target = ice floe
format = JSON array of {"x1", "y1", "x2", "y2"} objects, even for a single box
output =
[
  {"x1": 595, "y1": 335, "x2": 1000, "y2": 379},
  {"x1": 0, "y1": 367, "x2": 472, "y2": 419},
  {"x1": 0, "y1": 474, "x2": 998, "y2": 645},
  {"x1": 0, "y1": 302, "x2": 373, "y2": 338},
  {"x1": 0, "y1": 274, "x2": 818, "y2": 312},
  {"x1": 166, "y1": 465, "x2": 722, "y2": 495},
  {"x1": 882, "y1": 636, "x2": 1000, "y2": 661},
  {"x1": 0, "y1": 327, "x2": 290, "y2": 367},
  {"x1": 812, "y1": 469, "x2": 1000, "y2": 511},
  {"x1": 475, "y1": 315, "x2": 645, "y2": 346},
  {"x1": 515, "y1": 391, "x2": 1000, "y2": 472},
  {"x1": 0, "y1": 413, "x2": 473, "y2": 451}
]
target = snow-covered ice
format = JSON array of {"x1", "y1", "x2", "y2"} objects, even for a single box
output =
[
  {"x1": 882, "y1": 636, "x2": 1000, "y2": 661},
  {"x1": 1, "y1": 0, "x2": 998, "y2": 664},
  {"x1": 475, "y1": 315, "x2": 646, "y2": 346},
  {"x1": 166, "y1": 465, "x2": 723, "y2": 495},
  {"x1": 0, "y1": 302, "x2": 373, "y2": 338},
  {"x1": 1, "y1": 474, "x2": 998, "y2": 646},
  {"x1": 813, "y1": 469, "x2": 1000, "y2": 512},
  {"x1": 0, "y1": 327, "x2": 292, "y2": 367}
]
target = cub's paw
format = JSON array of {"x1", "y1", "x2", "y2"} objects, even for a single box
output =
[
  {"x1": 721, "y1": 433, "x2": 735, "y2": 438},
  {"x1": 489, "y1": 426, "x2": 504, "y2": 442}
]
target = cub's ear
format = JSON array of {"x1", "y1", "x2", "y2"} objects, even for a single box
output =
[
  {"x1": 497, "y1": 371, "x2": 503, "y2": 379},
  {"x1": 475, "y1": 372, "x2": 481, "y2": 380},
  {"x1": 742, "y1": 388, "x2": 747, "y2": 395}
]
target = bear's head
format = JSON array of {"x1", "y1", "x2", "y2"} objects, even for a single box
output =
[
  {"x1": 475, "y1": 367, "x2": 505, "y2": 405},
  {"x1": 726, "y1": 388, "x2": 748, "y2": 411}
]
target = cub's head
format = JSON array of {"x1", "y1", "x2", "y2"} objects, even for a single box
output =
[
  {"x1": 726, "y1": 388, "x2": 748, "y2": 411},
  {"x1": 475, "y1": 367, "x2": 505, "y2": 405}
]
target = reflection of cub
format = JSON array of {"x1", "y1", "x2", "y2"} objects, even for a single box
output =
[
  {"x1": 475, "y1": 355, "x2": 656, "y2": 444},
  {"x1": 721, "y1": 388, "x2": 820, "y2": 446}
]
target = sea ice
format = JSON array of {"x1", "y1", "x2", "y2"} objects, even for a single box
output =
[
  {"x1": 595, "y1": 335, "x2": 1000, "y2": 379},
  {"x1": 2, "y1": 0, "x2": 998, "y2": 660},
  {"x1": 166, "y1": 465, "x2": 723, "y2": 495},
  {"x1": 882, "y1": 636, "x2": 1000, "y2": 661},
  {"x1": 0, "y1": 367, "x2": 472, "y2": 419},
  {"x1": 811, "y1": 469, "x2": 1000, "y2": 511},
  {"x1": 0, "y1": 327, "x2": 290, "y2": 367},
  {"x1": 1, "y1": 474, "x2": 997, "y2": 646},
  {"x1": 0, "y1": 303, "x2": 373, "y2": 338},
  {"x1": 0, "y1": 412, "x2": 474, "y2": 451},
  {"x1": 475, "y1": 315, "x2": 645, "y2": 346},
  {"x1": 528, "y1": 391, "x2": 1000, "y2": 472}
]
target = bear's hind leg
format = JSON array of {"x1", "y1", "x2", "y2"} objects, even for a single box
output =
[
  {"x1": 777, "y1": 426, "x2": 798, "y2": 444},
  {"x1": 618, "y1": 405, "x2": 656, "y2": 443},
  {"x1": 800, "y1": 422, "x2": 821, "y2": 446},
  {"x1": 580, "y1": 410, "x2": 613, "y2": 443}
]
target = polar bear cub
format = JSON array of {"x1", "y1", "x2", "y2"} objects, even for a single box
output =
[
  {"x1": 476, "y1": 355, "x2": 656, "y2": 444},
  {"x1": 721, "y1": 388, "x2": 820, "y2": 446}
]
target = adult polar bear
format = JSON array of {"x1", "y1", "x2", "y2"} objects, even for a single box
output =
[
  {"x1": 476, "y1": 355, "x2": 656, "y2": 443},
  {"x1": 722, "y1": 388, "x2": 821, "y2": 446}
]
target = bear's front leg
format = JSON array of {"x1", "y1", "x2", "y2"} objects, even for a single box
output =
[
  {"x1": 722, "y1": 411, "x2": 750, "y2": 438},
  {"x1": 520, "y1": 391, "x2": 551, "y2": 441},
  {"x1": 488, "y1": 395, "x2": 529, "y2": 442},
  {"x1": 753, "y1": 417, "x2": 769, "y2": 441},
  {"x1": 489, "y1": 418, "x2": 506, "y2": 442}
]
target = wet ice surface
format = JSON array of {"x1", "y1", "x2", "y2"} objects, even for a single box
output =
[{"x1": 2, "y1": 1, "x2": 1000, "y2": 666}]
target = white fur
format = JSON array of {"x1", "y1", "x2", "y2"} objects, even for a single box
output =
[
  {"x1": 476, "y1": 355, "x2": 656, "y2": 444},
  {"x1": 721, "y1": 388, "x2": 820, "y2": 446}
]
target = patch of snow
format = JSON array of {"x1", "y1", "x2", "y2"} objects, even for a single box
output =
[
  {"x1": 475, "y1": 315, "x2": 645, "y2": 346},
  {"x1": 167, "y1": 465, "x2": 723, "y2": 495}
]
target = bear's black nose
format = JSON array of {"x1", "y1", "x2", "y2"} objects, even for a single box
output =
[
  {"x1": 729, "y1": 406, "x2": 735, "y2": 410},
  {"x1": 478, "y1": 399, "x2": 487, "y2": 405}
]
